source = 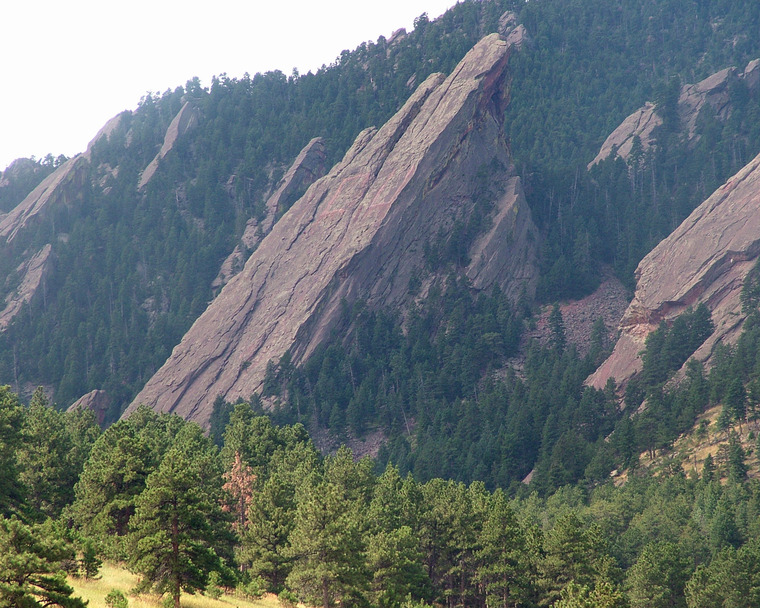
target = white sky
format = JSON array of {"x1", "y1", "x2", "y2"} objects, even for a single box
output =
[{"x1": 0, "y1": 0, "x2": 457, "y2": 171}]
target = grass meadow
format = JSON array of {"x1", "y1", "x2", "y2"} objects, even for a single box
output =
[{"x1": 69, "y1": 562, "x2": 283, "y2": 608}]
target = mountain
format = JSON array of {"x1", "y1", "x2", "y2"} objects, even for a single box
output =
[
  {"x1": 125, "y1": 33, "x2": 538, "y2": 426},
  {"x1": 2, "y1": 0, "x2": 760, "y2": 491},
  {"x1": 590, "y1": 146, "x2": 760, "y2": 390}
]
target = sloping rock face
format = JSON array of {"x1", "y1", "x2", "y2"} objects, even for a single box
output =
[
  {"x1": 138, "y1": 101, "x2": 200, "y2": 190},
  {"x1": 588, "y1": 102, "x2": 662, "y2": 168},
  {"x1": 0, "y1": 155, "x2": 89, "y2": 243},
  {"x1": 588, "y1": 148, "x2": 760, "y2": 389},
  {"x1": 0, "y1": 158, "x2": 50, "y2": 213},
  {"x1": 0, "y1": 114, "x2": 128, "y2": 330},
  {"x1": 68, "y1": 389, "x2": 111, "y2": 427},
  {"x1": 589, "y1": 60, "x2": 760, "y2": 168},
  {"x1": 127, "y1": 33, "x2": 539, "y2": 426},
  {"x1": 0, "y1": 244, "x2": 52, "y2": 330},
  {"x1": 213, "y1": 138, "x2": 327, "y2": 290},
  {"x1": 0, "y1": 112, "x2": 128, "y2": 243}
]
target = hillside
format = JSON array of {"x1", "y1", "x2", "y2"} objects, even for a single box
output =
[
  {"x1": 6, "y1": 2, "x2": 760, "y2": 605},
  {"x1": 125, "y1": 33, "x2": 538, "y2": 427},
  {"x1": 0, "y1": 0, "x2": 759, "y2": 492}
]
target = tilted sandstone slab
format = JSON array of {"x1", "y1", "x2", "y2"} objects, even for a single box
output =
[
  {"x1": 212, "y1": 138, "x2": 327, "y2": 290},
  {"x1": 589, "y1": 59, "x2": 760, "y2": 168},
  {"x1": 0, "y1": 114, "x2": 129, "y2": 331},
  {"x1": 126, "y1": 33, "x2": 539, "y2": 426},
  {"x1": 0, "y1": 244, "x2": 52, "y2": 330},
  {"x1": 0, "y1": 156, "x2": 89, "y2": 243},
  {"x1": 588, "y1": 103, "x2": 662, "y2": 169},
  {"x1": 138, "y1": 101, "x2": 200, "y2": 191},
  {"x1": 588, "y1": 148, "x2": 760, "y2": 389},
  {"x1": 0, "y1": 112, "x2": 127, "y2": 243}
]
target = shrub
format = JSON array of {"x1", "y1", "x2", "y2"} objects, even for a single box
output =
[
  {"x1": 206, "y1": 571, "x2": 223, "y2": 599},
  {"x1": 105, "y1": 589, "x2": 128, "y2": 608}
]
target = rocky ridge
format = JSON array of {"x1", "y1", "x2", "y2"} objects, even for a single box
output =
[
  {"x1": 589, "y1": 146, "x2": 760, "y2": 389},
  {"x1": 126, "y1": 33, "x2": 539, "y2": 426},
  {"x1": 589, "y1": 59, "x2": 760, "y2": 168},
  {"x1": 138, "y1": 101, "x2": 201, "y2": 190},
  {"x1": 212, "y1": 137, "x2": 327, "y2": 290},
  {"x1": 0, "y1": 100, "x2": 202, "y2": 334}
]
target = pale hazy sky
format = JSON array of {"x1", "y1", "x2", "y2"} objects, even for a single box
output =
[{"x1": 0, "y1": 0, "x2": 456, "y2": 171}]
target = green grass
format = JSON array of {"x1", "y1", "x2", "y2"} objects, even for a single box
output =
[{"x1": 69, "y1": 562, "x2": 282, "y2": 608}]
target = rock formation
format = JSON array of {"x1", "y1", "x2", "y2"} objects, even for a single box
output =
[
  {"x1": 0, "y1": 155, "x2": 89, "y2": 243},
  {"x1": 587, "y1": 103, "x2": 662, "y2": 169},
  {"x1": 588, "y1": 147, "x2": 760, "y2": 389},
  {"x1": 213, "y1": 138, "x2": 327, "y2": 290},
  {"x1": 498, "y1": 12, "x2": 529, "y2": 49},
  {"x1": 589, "y1": 59, "x2": 760, "y2": 168},
  {"x1": 0, "y1": 113, "x2": 129, "y2": 331},
  {"x1": 127, "y1": 33, "x2": 539, "y2": 426},
  {"x1": 138, "y1": 101, "x2": 200, "y2": 190},
  {"x1": 68, "y1": 389, "x2": 111, "y2": 427},
  {"x1": 0, "y1": 244, "x2": 51, "y2": 331}
]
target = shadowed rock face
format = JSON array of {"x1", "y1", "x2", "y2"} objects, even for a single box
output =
[
  {"x1": 588, "y1": 148, "x2": 760, "y2": 389},
  {"x1": 126, "y1": 33, "x2": 539, "y2": 426}
]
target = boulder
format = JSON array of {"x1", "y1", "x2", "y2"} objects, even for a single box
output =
[{"x1": 68, "y1": 389, "x2": 111, "y2": 427}]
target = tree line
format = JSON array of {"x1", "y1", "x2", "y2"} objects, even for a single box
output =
[{"x1": 3, "y1": 380, "x2": 760, "y2": 607}]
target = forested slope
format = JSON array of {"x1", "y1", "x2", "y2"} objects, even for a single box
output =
[
  {"x1": 2, "y1": 0, "x2": 760, "y2": 425},
  {"x1": 3, "y1": 383, "x2": 760, "y2": 608}
]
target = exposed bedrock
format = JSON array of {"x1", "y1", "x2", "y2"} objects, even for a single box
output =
[
  {"x1": 126, "y1": 33, "x2": 539, "y2": 426},
  {"x1": 589, "y1": 149, "x2": 760, "y2": 389}
]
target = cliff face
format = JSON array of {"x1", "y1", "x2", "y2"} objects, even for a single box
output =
[
  {"x1": 589, "y1": 148, "x2": 760, "y2": 389},
  {"x1": 212, "y1": 137, "x2": 327, "y2": 291},
  {"x1": 589, "y1": 59, "x2": 760, "y2": 168},
  {"x1": 138, "y1": 101, "x2": 201, "y2": 190},
  {"x1": 127, "y1": 33, "x2": 539, "y2": 426},
  {"x1": 0, "y1": 112, "x2": 132, "y2": 333}
]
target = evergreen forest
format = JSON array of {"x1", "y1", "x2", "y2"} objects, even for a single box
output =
[{"x1": 4, "y1": 0, "x2": 760, "y2": 606}]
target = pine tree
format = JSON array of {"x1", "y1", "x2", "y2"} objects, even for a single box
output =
[
  {"x1": 285, "y1": 478, "x2": 369, "y2": 608},
  {"x1": 71, "y1": 406, "x2": 182, "y2": 559},
  {"x1": 239, "y1": 471, "x2": 296, "y2": 592},
  {"x1": 626, "y1": 541, "x2": 690, "y2": 608},
  {"x1": 367, "y1": 526, "x2": 429, "y2": 608},
  {"x1": 0, "y1": 386, "x2": 24, "y2": 517},
  {"x1": 17, "y1": 388, "x2": 94, "y2": 518},
  {"x1": 128, "y1": 423, "x2": 233, "y2": 608},
  {"x1": 0, "y1": 516, "x2": 87, "y2": 608},
  {"x1": 549, "y1": 304, "x2": 566, "y2": 353},
  {"x1": 474, "y1": 490, "x2": 531, "y2": 608}
]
